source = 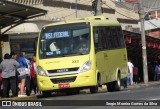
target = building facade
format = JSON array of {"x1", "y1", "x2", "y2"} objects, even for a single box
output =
[
  {"x1": 1, "y1": 0, "x2": 140, "y2": 58},
  {"x1": 118, "y1": 0, "x2": 160, "y2": 38}
]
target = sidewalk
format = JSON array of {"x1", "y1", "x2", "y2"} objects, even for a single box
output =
[
  {"x1": 127, "y1": 81, "x2": 160, "y2": 89},
  {"x1": 82, "y1": 81, "x2": 160, "y2": 93},
  {"x1": 1, "y1": 81, "x2": 160, "y2": 100}
]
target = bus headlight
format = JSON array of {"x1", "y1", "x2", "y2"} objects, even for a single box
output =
[
  {"x1": 37, "y1": 66, "x2": 47, "y2": 76},
  {"x1": 80, "y1": 60, "x2": 92, "y2": 73}
]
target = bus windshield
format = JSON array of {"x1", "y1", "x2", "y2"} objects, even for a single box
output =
[{"x1": 39, "y1": 23, "x2": 90, "y2": 59}]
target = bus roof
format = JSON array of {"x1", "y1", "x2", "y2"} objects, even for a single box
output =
[{"x1": 44, "y1": 16, "x2": 121, "y2": 28}]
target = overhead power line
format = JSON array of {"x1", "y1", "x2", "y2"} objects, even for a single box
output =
[
  {"x1": 111, "y1": 0, "x2": 135, "y2": 12},
  {"x1": 104, "y1": 3, "x2": 136, "y2": 20},
  {"x1": 143, "y1": 0, "x2": 158, "y2": 17}
]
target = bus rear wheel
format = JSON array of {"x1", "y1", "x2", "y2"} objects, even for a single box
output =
[
  {"x1": 107, "y1": 73, "x2": 121, "y2": 92},
  {"x1": 114, "y1": 73, "x2": 121, "y2": 91},
  {"x1": 107, "y1": 82, "x2": 116, "y2": 92}
]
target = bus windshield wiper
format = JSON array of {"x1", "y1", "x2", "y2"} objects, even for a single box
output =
[{"x1": 78, "y1": 52, "x2": 87, "y2": 55}]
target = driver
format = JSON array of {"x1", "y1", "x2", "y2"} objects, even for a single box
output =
[{"x1": 78, "y1": 35, "x2": 89, "y2": 53}]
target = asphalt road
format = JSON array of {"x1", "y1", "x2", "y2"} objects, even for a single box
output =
[
  {"x1": 38, "y1": 84, "x2": 160, "y2": 101},
  {"x1": 36, "y1": 84, "x2": 160, "y2": 109},
  {"x1": 2, "y1": 84, "x2": 160, "y2": 109}
]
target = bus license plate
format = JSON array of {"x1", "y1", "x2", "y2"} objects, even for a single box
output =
[{"x1": 58, "y1": 83, "x2": 70, "y2": 88}]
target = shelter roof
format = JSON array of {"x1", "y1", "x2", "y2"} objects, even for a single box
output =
[{"x1": 0, "y1": 0, "x2": 47, "y2": 30}]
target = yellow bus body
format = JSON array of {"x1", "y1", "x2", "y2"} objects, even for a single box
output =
[{"x1": 36, "y1": 16, "x2": 128, "y2": 92}]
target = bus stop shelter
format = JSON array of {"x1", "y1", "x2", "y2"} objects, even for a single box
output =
[
  {"x1": 0, "y1": 0, "x2": 47, "y2": 58},
  {"x1": 124, "y1": 30, "x2": 160, "y2": 81},
  {"x1": 0, "y1": 0, "x2": 47, "y2": 33}
]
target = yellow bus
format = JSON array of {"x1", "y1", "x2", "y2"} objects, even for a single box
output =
[{"x1": 36, "y1": 16, "x2": 128, "y2": 96}]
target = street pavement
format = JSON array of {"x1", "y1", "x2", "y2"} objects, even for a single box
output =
[
  {"x1": 1, "y1": 81, "x2": 160, "y2": 100},
  {"x1": 1, "y1": 81, "x2": 160, "y2": 109}
]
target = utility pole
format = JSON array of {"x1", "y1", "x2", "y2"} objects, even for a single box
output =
[
  {"x1": 95, "y1": 0, "x2": 102, "y2": 16},
  {"x1": 75, "y1": 0, "x2": 78, "y2": 18},
  {"x1": 139, "y1": 0, "x2": 148, "y2": 84}
]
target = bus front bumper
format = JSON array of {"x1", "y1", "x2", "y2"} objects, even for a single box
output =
[{"x1": 37, "y1": 70, "x2": 96, "y2": 91}]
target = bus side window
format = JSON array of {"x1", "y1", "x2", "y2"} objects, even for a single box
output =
[
  {"x1": 94, "y1": 32, "x2": 98, "y2": 43},
  {"x1": 94, "y1": 28, "x2": 102, "y2": 51},
  {"x1": 94, "y1": 31, "x2": 98, "y2": 51},
  {"x1": 117, "y1": 27, "x2": 125, "y2": 48}
]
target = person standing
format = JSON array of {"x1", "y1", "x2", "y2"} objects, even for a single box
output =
[
  {"x1": 17, "y1": 52, "x2": 27, "y2": 97},
  {"x1": 10, "y1": 52, "x2": 18, "y2": 96},
  {"x1": 128, "y1": 59, "x2": 134, "y2": 85},
  {"x1": 0, "y1": 53, "x2": 19, "y2": 98},
  {"x1": 25, "y1": 57, "x2": 31, "y2": 96},
  {"x1": 154, "y1": 62, "x2": 159, "y2": 81},
  {"x1": 30, "y1": 55, "x2": 37, "y2": 95},
  {"x1": 0, "y1": 57, "x2": 2, "y2": 97},
  {"x1": 133, "y1": 66, "x2": 139, "y2": 84}
]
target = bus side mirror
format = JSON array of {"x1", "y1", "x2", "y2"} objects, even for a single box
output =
[{"x1": 41, "y1": 40, "x2": 46, "y2": 51}]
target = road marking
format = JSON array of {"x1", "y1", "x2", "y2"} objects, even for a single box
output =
[
  {"x1": 44, "y1": 98, "x2": 53, "y2": 100},
  {"x1": 148, "y1": 98, "x2": 160, "y2": 101},
  {"x1": 137, "y1": 97, "x2": 160, "y2": 103}
]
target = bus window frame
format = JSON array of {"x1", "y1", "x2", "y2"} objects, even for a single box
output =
[
  {"x1": 39, "y1": 22, "x2": 91, "y2": 59},
  {"x1": 93, "y1": 26, "x2": 126, "y2": 53}
]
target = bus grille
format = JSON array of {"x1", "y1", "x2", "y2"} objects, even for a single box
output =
[
  {"x1": 47, "y1": 67, "x2": 79, "y2": 74},
  {"x1": 50, "y1": 76, "x2": 77, "y2": 84}
]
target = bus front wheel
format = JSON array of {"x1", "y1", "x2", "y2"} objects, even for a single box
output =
[
  {"x1": 42, "y1": 91, "x2": 52, "y2": 97},
  {"x1": 90, "y1": 86, "x2": 98, "y2": 93},
  {"x1": 90, "y1": 74, "x2": 101, "y2": 93}
]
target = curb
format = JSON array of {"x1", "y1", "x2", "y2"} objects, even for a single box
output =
[
  {"x1": 81, "y1": 81, "x2": 160, "y2": 93},
  {"x1": 0, "y1": 95, "x2": 37, "y2": 100},
  {"x1": 139, "y1": 81, "x2": 160, "y2": 86}
]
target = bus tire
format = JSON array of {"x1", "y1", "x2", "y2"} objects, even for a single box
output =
[
  {"x1": 90, "y1": 74, "x2": 100, "y2": 93},
  {"x1": 42, "y1": 91, "x2": 52, "y2": 97},
  {"x1": 90, "y1": 86, "x2": 98, "y2": 93},
  {"x1": 107, "y1": 73, "x2": 121, "y2": 92},
  {"x1": 114, "y1": 73, "x2": 121, "y2": 91},
  {"x1": 106, "y1": 82, "x2": 114, "y2": 92}
]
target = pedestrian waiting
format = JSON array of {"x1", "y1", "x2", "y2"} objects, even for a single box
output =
[
  {"x1": 24, "y1": 56, "x2": 32, "y2": 96},
  {"x1": 133, "y1": 66, "x2": 139, "y2": 84},
  {"x1": 128, "y1": 59, "x2": 134, "y2": 85},
  {"x1": 17, "y1": 52, "x2": 28, "y2": 97},
  {"x1": 10, "y1": 52, "x2": 19, "y2": 96},
  {"x1": 0, "y1": 57, "x2": 2, "y2": 98},
  {"x1": 30, "y1": 55, "x2": 38, "y2": 95},
  {"x1": 154, "y1": 62, "x2": 159, "y2": 81},
  {"x1": 0, "y1": 53, "x2": 19, "y2": 98}
]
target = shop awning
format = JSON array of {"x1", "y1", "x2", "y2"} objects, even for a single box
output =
[{"x1": 0, "y1": 0, "x2": 47, "y2": 33}]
